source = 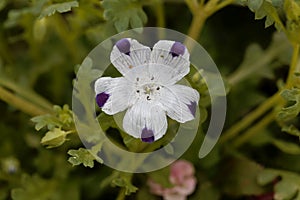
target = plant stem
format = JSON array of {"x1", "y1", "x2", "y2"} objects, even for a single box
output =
[
  {"x1": 185, "y1": 0, "x2": 198, "y2": 15},
  {"x1": 185, "y1": 5, "x2": 208, "y2": 49},
  {"x1": 214, "y1": 0, "x2": 235, "y2": 11},
  {"x1": 0, "y1": 86, "x2": 49, "y2": 116},
  {"x1": 116, "y1": 188, "x2": 126, "y2": 200},
  {"x1": 232, "y1": 112, "x2": 275, "y2": 148},
  {"x1": 0, "y1": 77, "x2": 53, "y2": 112},
  {"x1": 286, "y1": 44, "x2": 300, "y2": 88},
  {"x1": 187, "y1": 7, "x2": 208, "y2": 41},
  {"x1": 219, "y1": 92, "x2": 281, "y2": 144},
  {"x1": 154, "y1": 0, "x2": 165, "y2": 27},
  {"x1": 223, "y1": 40, "x2": 299, "y2": 146},
  {"x1": 185, "y1": 0, "x2": 235, "y2": 47}
]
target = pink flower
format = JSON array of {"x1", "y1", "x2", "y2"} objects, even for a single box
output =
[{"x1": 148, "y1": 160, "x2": 197, "y2": 200}]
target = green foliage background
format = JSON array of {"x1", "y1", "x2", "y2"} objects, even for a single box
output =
[{"x1": 0, "y1": 0, "x2": 300, "y2": 199}]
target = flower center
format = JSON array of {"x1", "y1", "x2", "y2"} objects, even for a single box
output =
[{"x1": 136, "y1": 83, "x2": 161, "y2": 101}]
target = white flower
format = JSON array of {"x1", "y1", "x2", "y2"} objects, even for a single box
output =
[{"x1": 94, "y1": 38, "x2": 199, "y2": 143}]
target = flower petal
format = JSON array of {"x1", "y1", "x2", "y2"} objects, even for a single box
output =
[
  {"x1": 160, "y1": 84, "x2": 199, "y2": 123},
  {"x1": 122, "y1": 101, "x2": 167, "y2": 142},
  {"x1": 94, "y1": 77, "x2": 134, "y2": 115},
  {"x1": 110, "y1": 38, "x2": 151, "y2": 76},
  {"x1": 170, "y1": 160, "x2": 195, "y2": 184},
  {"x1": 169, "y1": 177, "x2": 197, "y2": 196},
  {"x1": 150, "y1": 40, "x2": 190, "y2": 85}
]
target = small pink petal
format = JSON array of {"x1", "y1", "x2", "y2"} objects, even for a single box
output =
[
  {"x1": 163, "y1": 192, "x2": 186, "y2": 200},
  {"x1": 147, "y1": 160, "x2": 197, "y2": 200},
  {"x1": 171, "y1": 177, "x2": 197, "y2": 195},
  {"x1": 170, "y1": 160, "x2": 195, "y2": 184}
]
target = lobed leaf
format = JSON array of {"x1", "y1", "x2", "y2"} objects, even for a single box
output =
[
  {"x1": 101, "y1": 0, "x2": 147, "y2": 32},
  {"x1": 68, "y1": 147, "x2": 103, "y2": 168},
  {"x1": 277, "y1": 88, "x2": 300, "y2": 121},
  {"x1": 242, "y1": 0, "x2": 284, "y2": 30},
  {"x1": 258, "y1": 169, "x2": 300, "y2": 200},
  {"x1": 271, "y1": 139, "x2": 300, "y2": 155},
  {"x1": 31, "y1": 105, "x2": 74, "y2": 131},
  {"x1": 111, "y1": 174, "x2": 138, "y2": 195},
  {"x1": 282, "y1": 125, "x2": 300, "y2": 137},
  {"x1": 38, "y1": 1, "x2": 79, "y2": 19}
]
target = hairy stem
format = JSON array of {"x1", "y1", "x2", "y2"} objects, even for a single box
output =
[
  {"x1": 0, "y1": 77, "x2": 53, "y2": 112},
  {"x1": 286, "y1": 44, "x2": 300, "y2": 88},
  {"x1": 232, "y1": 112, "x2": 275, "y2": 148},
  {"x1": 116, "y1": 188, "x2": 126, "y2": 200},
  {"x1": 0, "y1": 86, "x2": 49, "y2": 116},
  {"x1": 186, "y1": 7, "x2": 208, "y2": 41},
  {"x1": 185, "y1": 0, "x2": 198, "y2": 15},
  {"x1": 155, "y1": 0, "x2": 165, "y2": 27},
  {"x1": 223, "y1": 40, "x2": 299, "y2": 146},
  {"x1": 185, "y1": 0, "x2": 235, "y2": 47},
  {"x1": 219, "y1": 92, "x2": 281, "y2": 144},
  {"x1": 215, "y1": 0, "x2": 235, "y2": 11}
]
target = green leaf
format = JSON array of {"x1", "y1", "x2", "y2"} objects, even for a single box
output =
[
  {"x1": 258, "y1": 169, "x2": 300, "y2": 200},
  {"x1": 275, "y1": 181, "x2": 298, "y2": 200},
  {"x1": 277, "y1": 88, "x2": 300, "y2": 121},
  {"x1": 41, "y1": 128, "x2": 70, "y2": 148},
  {"x1": 228, "y1": 32, "x2": 290, "y2": 85},
  {"x1": 54, "y1": 104, "x2": 74, "y2": 128},
  {"x1": 257, "y1": 169, "x2": 278, "y2": 185},
  {"x1": 271, "y1": 139, "x2": 300, "y2": 155},
  {"x1": 31, "y1": 114, "x2": 62, "y2": 131},
  {"x1": 111, "y1": 174, "x2": 138, "y2": 195},
  {"x1": 39, "y1": 1, "x2": 79, "y2": 19},
  {"x1": 244, "y1": 0, "x2": 285, "y2": 31},
  {"x1": 282, "y1": 125, "x2": 300, "y2": 137},
  {"x1": 31, "y1": 105, "x2": 73, "y2": 131},
  {"x1": 68, "y1": 147, "x2": 103, "y2": 168},
  {"x1": 248, "y1": 0, "x2": 264, "y2": 12},
  {"x1": 102, "y1": 0, "x2": 147, "y2": 32},
  {"x1": 4, "y1": 0, "x2": 47, "y2": 28}
]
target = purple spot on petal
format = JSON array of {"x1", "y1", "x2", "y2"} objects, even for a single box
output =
[
  {"x1": 187, "y1": 101, "x2": 197, "y2": 117},
  {"x1": 170, "y1": 42, "x2": 185, "y2": 57},
  {"x1": 96, "y1": 92, "x2": 110, "y2": 108},
  {"x1": 141, "y1": 127, "x2": 155, "y2": 143},
  {"x1": 116, "y1": 38, "x2": 131, "y2": 55}
]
